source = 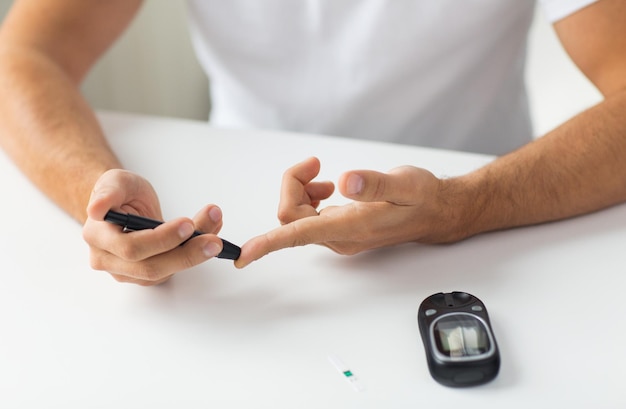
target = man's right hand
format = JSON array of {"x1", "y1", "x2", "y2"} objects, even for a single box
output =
[{"x1": 82, "y1": 169, "x2": 225, "y2": 286}]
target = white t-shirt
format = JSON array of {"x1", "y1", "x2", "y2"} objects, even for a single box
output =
[{"x1": 186, "y1": 0, "x2": 597, "y2": 155}]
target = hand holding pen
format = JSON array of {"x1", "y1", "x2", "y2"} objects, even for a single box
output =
[
  {"x1": 82, "y1": 169, "x2": 238, "y2": 286},
  {"x1": 103, "y1": 210, "x2": 240, "y2": 260}
]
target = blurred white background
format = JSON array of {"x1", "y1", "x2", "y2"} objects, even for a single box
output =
[{"x1": 0, "y1": 0, "x2": 602, "y2": 138}]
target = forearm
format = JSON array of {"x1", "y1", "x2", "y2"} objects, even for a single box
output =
[
  {"x1": 0, "y1": 46, "x2": 122, "y2": 223},
  {"x1": 447, "y1": 88, "x2": 626, "y2": 240}
]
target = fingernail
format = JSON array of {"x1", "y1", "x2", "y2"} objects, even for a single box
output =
[
  {"x1": 209, "y1": 206, "x2": 222, "y2": 223},
  {"x1": 203, "y1": 242, "x2": 222, "y2": 258},
  {"x1": 178, "y1": 222, "x2": 195, "y2": 239},
  {"x1": 346, "y1": 174, "x2": 364, "y2": 195}
]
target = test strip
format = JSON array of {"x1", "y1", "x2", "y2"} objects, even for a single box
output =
[{"x1": 328, "y1": 354, "x2": 365, "y2": 392}]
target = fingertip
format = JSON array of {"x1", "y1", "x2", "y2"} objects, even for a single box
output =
[
  {"x1": 343, "y1": 172, "x2": 364, "y2": 196},
  {"x1": 308, "y1": 156, "x2": 321, "y2": 166},
  {"x1": 177, "y1": 221, "x2": 196, "y2": 240},
  {"x1": 233, "y1": 259, "x2": 248, "y2": 269},
  {"x1": 233, "y1": 237, "x2": 266, "y2": 268},
  {"x1": 194, "y1": 204, "x2": 222, "y2": 222},
  {"x1": 339, "y1": 170, "x2": 390, "y2": 202},
  {"x1": 232, "y1": 245, "x2": 253, "y2": 269},
  {"x1": 86, "y1": 190, "x2": 113, "y2": 221},
  {"x1": 193, "y1": 205, "x2": 224, "y2": 235},
  {"x1": 288, "y1": 156, "x2": 322, "y2": 180},
  {"x1": 301, "y1": 156, "x2": 319, "y2": 165},
  {"x1": 87, "y1": 172, "x2": 125, "y2": 220},
  {"x1": 308, "y1": 156, "x2": 322, "y2": 173},
  {"x1": 208, "y1": 206, "x2": 223, "y2": 223},
  {"x1": 202, "y1": 240, "x2": 223, "y2": 259}
]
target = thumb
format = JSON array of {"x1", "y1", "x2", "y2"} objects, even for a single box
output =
[
  {"x1": 86, "y1": 169, "x2": 160, "y2": 221},
  {"x1": 87, "y1": 172, "x2": 126, "y2": 221},
  {"x1": 339, "y1": 166, "x2": 428, "y2": 204}
]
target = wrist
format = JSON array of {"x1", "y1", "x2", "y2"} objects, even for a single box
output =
[{"x1": 434, "y1": 174, "x2": 487, "y2": 243}]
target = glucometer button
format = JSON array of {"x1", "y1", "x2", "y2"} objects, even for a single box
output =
[
  {"x1": 425, "y1": 309, "x2": 437, "y2": 317},
  {"x1": 471, "y1": 305, "x2": 483, "y2": 312},
  {"x1": 453, "y1": 371, "x2": 485, "y2": 385}
]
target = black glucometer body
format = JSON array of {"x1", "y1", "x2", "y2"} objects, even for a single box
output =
[{"x1": 418, "y1": 291, "x2": 500, "y2": 387}]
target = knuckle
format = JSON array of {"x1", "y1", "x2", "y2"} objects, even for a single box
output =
[
  {"x1": 110, "y1": 274, "x2": 161, "y2": 287},
  {"x1": 328, "y1": 243, "x2": 361, "y2": 256},
  {"x1": 135, "y1": 262, "x2": 164, "y2": 283},
  {"x1": 135, "y1": 279, "x2": 161, "y2": 287},
  {"x1": 81, "y1": 227, "x2": 92, "y2": 244},
  {"x1": 89, "y1": 254, "x2": 106, "y2": 271},
  {"x1": 370, "y1": 177, "x2": 387, "y2": 200},
  {"x1": 277, "y1": 208, "x2": 295, "y2": 224},
  {"x1": 285, "y1": 222, "x2": 309, "y2": 247},
  {"x1": 179, "y1": 249, "x2": 200, "y2": 270},
  {"x1": 117, "y1": 243, "x2": 143, "y2": 262},
  {"x1": 112, "y1": 274, "x2": 129, "y2": 283}
]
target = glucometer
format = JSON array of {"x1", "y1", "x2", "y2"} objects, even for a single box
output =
[{"x1": 418, "y1": 291, "x2": 500, "y2": 387}]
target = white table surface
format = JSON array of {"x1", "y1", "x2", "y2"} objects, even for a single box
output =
[{"x1": 1, "y1": 112, "x2": 624, "y2": 408}]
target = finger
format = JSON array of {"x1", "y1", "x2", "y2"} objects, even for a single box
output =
[
  {"x1": 278, "y1": 157, "x2": 327, "y2": 222},
  {"x1": 87, "y1": 169, "x2": 161, "y2": 221},
  {"x1": 92, "y1": 233, "x2": 223, "y2": 282},
  {"x1": 284, "y1": 156, "x2": 322, "y2": 185},
  {"x1": 192, "y1": 204, "x2": 223, "y2": 235},
  {"x1": 280, "y1": 157, "x2": 322, "y2": 207},
  {"x1": 109, "y1": 272, "x2": 173, "y2": 287},
  {"x1": 304, "y1": 181, "x2": 335, "y2": 208},
  {"x1": 87, "y1": 172, "x2": 129, "y2": 221},
  {"x1": 85, "y1": 216, "x2": 199, "y2": 262},
  {"x1": 339, "y1": 167, "x2": 427, "y2": 205},
  {"x1": 235, "y1": 214, "x2": 343, "y2": 268}
]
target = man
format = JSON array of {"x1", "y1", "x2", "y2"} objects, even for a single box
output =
[{"x1": 0, "y1": 1, "x2": 624, "y2": 283}]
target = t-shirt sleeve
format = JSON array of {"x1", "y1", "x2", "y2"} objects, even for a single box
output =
[{"x1": 539, "y1": 0, "x2": 599, "y2": 22}]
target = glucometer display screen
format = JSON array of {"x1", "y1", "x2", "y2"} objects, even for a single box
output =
[{"x1": 434, "y1": 314, "x2": 490, "y2": 358}]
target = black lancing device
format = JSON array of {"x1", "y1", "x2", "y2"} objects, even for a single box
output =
[{"x1": 104, "y1": 210, "x2": 241, "y2": 260}]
